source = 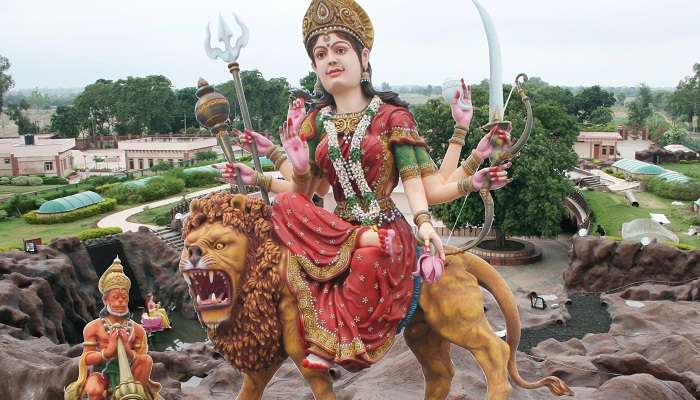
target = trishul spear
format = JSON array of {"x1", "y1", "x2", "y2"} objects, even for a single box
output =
[
  {"x1": 449, "y1": 0, "x2": 533, "y2": 253},
  {"x1": 201, "y1": 13, "x2": 270, "y2": 205}
]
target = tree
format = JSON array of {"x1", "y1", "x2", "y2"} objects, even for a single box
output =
[
  {"x1": 660, "y1": 123, "x2": 690, "y2": 146},
  {"x1": 73, "y1": 79, "x2": 117, "y2": 139},
  {"x1": 173, "y1": 87, "x2": 198, "y2": 133},
  {"x1": 25, "y1": 89, "x2": 50, "y2": 109},
  {"x1": 413, "y1": 79, "x2": 578, "y2": 247},
  {"x1": 111, "y1": 75, "x2": 178, "y2": 134},
  {"x1": 300, "y1": 71, "x2": 317, "y2": 94},
  {"x1": 50, "y1": 106, "x2": 82, "y2": 138},
  {"x1": 668, "y1": 64, "x2": 700, "y2": 130},
  {"x1": 589, "y1": 106, "x2": 614, "y2": 125},
  {"x1": 0, "y1": 54, "x2": 14, "y2": 112},
  {"x1": 216, "y1": 70, "x2": 290, "y2": 134},
  {"x1": 7, "y1": 99, "x2": 38, "y2": 134},
  {"x1": 626, "y1": 84, "x2": 653, "y2": 130},
  {"x1": 573, "y1": 85, "x2": 616, "y2": 123}
]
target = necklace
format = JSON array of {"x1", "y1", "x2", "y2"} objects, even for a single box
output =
[
  {"x1": 101, "y1": 317, "x2": 133, "y2": 334},
  {"x1": 321, "y1": 96, "x2": 382, "y2": 225}
]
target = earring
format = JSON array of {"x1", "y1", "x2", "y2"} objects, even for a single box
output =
[
  {"x1": 360, "y1": 70, "x2": 371, "y2": 85},
  {"x1": 314, "y1": 76, "x2": 324, "y2": 95}
]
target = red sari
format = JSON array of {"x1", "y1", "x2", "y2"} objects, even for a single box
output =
[{"x1": 272, "y1": 103, "x2": 427, "y2": 371}]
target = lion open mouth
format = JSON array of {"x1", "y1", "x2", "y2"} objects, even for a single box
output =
[{"x1": 183, "y1": 269, "x2": 232, "y2": 310}]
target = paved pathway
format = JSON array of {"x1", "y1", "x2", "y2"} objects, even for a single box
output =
[{"x1": 97, "y1": 184, "x2": 230, "y2": 232}]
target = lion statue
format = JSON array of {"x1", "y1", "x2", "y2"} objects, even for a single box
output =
[{"x1": 179, "y1": 192, "x2": 573, "y2": 400}]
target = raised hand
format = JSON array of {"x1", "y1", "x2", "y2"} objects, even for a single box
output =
[
  {"x1": 475, "y1": 122, "x2": 512, "y2": 161},
  {"x1": 451, "y1": 79, "x2": 473, "y2": 128},
  {"x1": 287, "y1": 97, "x2": 306, "y2": 137},
  {"x1": 472, "y1": 162, "x2": 512, "y2": 191},
  {"x1": 281, "y1": 117, "x2": 310, "y2": 174},
  {"x1": 231, "y1": 129, "x2": 274, "y2": 156},
  {"x1": 215, "y1": 163, "x2": 256, "y2": 185}
]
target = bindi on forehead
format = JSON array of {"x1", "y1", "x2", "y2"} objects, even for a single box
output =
[{"x1": 313, "y1": 34, "x2": 350, "y2": 51}]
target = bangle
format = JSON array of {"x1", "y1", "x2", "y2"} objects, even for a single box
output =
[
  {"x1": 99, "y1": 350, "x2": 107, "y2": 361},
  {"x1": 461, "y1": 150, "x2": 483, "y2": 176},
  {"x1": 268, "y1": 146, "x2": 288, "y2": 169},
  {"x1": 458, "y1": 176, "x2": 474, "y2": 195},
  {"x1": 413, "y1": 210, "x2": 432, "y2": 228},
  {"x1": 254, "y1": 173, "x2": 272, "y2": 192},
  {"x1": 449, "y1": 126, "x2": 468, "y2": 146},
  {"x1": 292, "y1": 168, "x2": 311, "y2": 185}
]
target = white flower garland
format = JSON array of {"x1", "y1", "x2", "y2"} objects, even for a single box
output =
[{"x1": 321, "y1": 96, "x2": 382, "y2": 225}]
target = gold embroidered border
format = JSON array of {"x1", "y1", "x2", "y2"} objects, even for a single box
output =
[
  {"x1": 388, "y1": 127, "x2": 422, "y2": 144},
  {"x1": 399, "y1": 165, "x2": 420, "y2": 181},
  {"x1": 420, "y1": 162, "x2": 438, "y2": 177},
  {"x1": 287, "y1": 255, "x2": 397, "y2": 363},
  {"x1": 296, "y1": 229, "x2": 358, "y2": 281}
]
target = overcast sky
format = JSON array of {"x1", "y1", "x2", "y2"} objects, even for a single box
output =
[{"x1": 3, "y1": 0, "x2": 699, "y2": 90}]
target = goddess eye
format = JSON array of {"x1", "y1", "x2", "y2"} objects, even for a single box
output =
[
  {"x1": 214, "y1": 243, "x2": 225, "y2": 250},
  {"x1": 315, "y1": 51, "x2": 326, "y2": 59},
  {"x1": 336, "y1": 47, "x2": 346, "y2": 54}
]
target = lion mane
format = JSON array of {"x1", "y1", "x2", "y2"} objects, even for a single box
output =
[{"x1": 184, "y1": 192, "x2": 285, "y2": 372}]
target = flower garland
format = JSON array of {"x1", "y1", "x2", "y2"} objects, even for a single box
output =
[{"x1": 321, "y1": 96, "x2": 382, "y2": 225}]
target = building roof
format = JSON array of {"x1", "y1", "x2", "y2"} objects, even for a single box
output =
[
  {"x1": 577, "y1": 132, "x2": 622, "y2": 142},
  {"x1": 38, "y1": 191, "x2": 105, "y2": 214},
  {"x1": 664, "y1": 144, "x2": 698, "y2": 154},
  {"x1": 0, "y1": 136, "x2": 75, "y2": 157},
  {"x1": 612, "y1": 159, "x2": 666, "y2": 175},
  {"x1": 120, "y1": 137, "x2": 217, "y2": 152},
  {"x1": 657, "y1": 171, "x2": 691, "y2": 183}
]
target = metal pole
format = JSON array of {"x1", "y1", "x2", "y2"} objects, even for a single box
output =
[{"x1": 228, "y1": 62, "x2": 270, "y2": 204}]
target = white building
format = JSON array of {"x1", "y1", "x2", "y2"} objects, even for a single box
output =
[
  {"x1": 120, "y1": 137, "x2": 218, "y2": 170},
  {"x1": 0, "y1": 135, "x2": 76, "y2": 177}
]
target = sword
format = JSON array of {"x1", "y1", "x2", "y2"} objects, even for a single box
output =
[
  {"x1": 204, "y1": 13, "x2": 270, "y2": 205},
  {"x1": 450, "y1": 0, "x2": 534, "y2": 253}
]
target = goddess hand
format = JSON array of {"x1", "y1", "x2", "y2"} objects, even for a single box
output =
[
  {"x1": 472, "y1": 162, "x2": 512, "y2": 191},
  {"x1": 475, "y1": 122, "x2": 512, "y2": 161},
  {"x1": 232, "y1": 129, "x2": 274, "y2": 155},
  {"x1": 215, "y1": 163, "x2": 256, "y2": 185},
  {"x1": 102, "y1": 330, "x2": 120, "y2": 359},
  {"x1": 281, "y1": 118, "x2": 310, "y2": 174},
  {"x1": 287, "y1": 98, "x2": 307, "y2": 137},
  {"x1": 418, "y1": 222, "x2": 445, "y2": 262},
  {"x1": 451, "y1": 79, "x2": 473, "y2": 128}
]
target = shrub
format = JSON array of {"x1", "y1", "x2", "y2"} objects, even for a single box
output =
[
  {"x1": 95, "y1": 183, "x2": 119, "y2": 194},
  {"x1": 152, "y1": 161, "x2": 174, "y2": 172},
  {"x1": 23, "y1": 198, "x2": 117, "y2": 224},
  {"x1": 40, "y1": 187, "x2": 82, "y2": 201},
  {"x1": 181, "y1": 171, "x2": 219, "y2": 188},
  {"x1": 41, "y1": 176, "x2": 69, "y2": 185},
  {"x1": 0, "y1": 210, "x2": 8, "y2": 221},
  {"x1": 153, "y1": 209, "x2": 173, "y2": 226},
  {"x1": 2, "y1": 194, "x2": 41, "y2": 216},
  {"x1": 644, "y1": 177, "x2": 700, "y2": 201},
  {"x1": 0, "y1": 177, "x2": 11, "y2": 185},
  {"x1": 10, "y1": 176, "x2": 30, "y2": 186},
  {"x1": 76, "y1": 227, "x2": 123, "y2": 241},
  {"x1": 195, "y1": 150, "x2": 217, "y2": 162},
  {"x1": 27, "y1": 176, "x2": 43, "y2": 186},
  {"x1": 107, "y1": 177, "x2": 185, "y2": 204}
]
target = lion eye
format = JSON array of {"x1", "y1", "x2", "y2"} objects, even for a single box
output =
[{"x1": 214, "y1": 243, "x2": 225, "y2": 250}]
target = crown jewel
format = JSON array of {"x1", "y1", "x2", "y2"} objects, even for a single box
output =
[{"x1": 303, "y1": 0, "x2": 374, "y2": 51}]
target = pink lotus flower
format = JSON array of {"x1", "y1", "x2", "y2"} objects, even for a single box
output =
[{"x1": 413, "y1": 252, "x2": 444, "y2": 284}]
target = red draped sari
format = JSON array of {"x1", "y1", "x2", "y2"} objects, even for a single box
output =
[{"x1": 271, "y1": 103, "x2": 428, "y2": 371}]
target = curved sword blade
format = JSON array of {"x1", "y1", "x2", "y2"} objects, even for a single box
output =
[{"x1": 472, "y1": 0, "x2": 504, "y2": 124}]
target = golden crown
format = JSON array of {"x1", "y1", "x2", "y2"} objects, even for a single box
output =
[
  {"x1": 303, "y1": 0, "x2": 374, "y2": 51},
  {"x1": 98, "y1": 256, "x2": 131, "y2": 295}
]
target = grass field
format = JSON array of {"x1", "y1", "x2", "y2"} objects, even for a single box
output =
[
  {"x1": 0, "y1": 204, "x2": 132, "y2": 250},
  {"x1": 0, "y1": 184, "x2": 64, "y2": 199},
  {"x1": 128, "y1": 203, "x2": 177, "y2": 225},
  {"x1": 660, "y1": 163, "x2": 700, "y2": 179},
  {"x1": 582, "y1": 190, "x2": 700, "y2": 248}
]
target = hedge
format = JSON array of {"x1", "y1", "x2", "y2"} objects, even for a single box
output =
[
  {"x1": 107, "y1": 176, "x2": 184, "y2": 204},
  {"x1": 23, "y1": 198, "x2": 117, "y2": 224},
  {"x1": 644, "y1": 177, "x2": 700, "y2": 201},
  {"x1": 11, "y1": 176, "x2": 43, "y2": 186},
  {"x1": 76, "y1": 227, "x2": 123, "y2": 241},
  {"x1": 41, "y1": 176, "x2": 69, "y2": 185}
]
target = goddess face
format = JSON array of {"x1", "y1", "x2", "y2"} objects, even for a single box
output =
[
  {"x1": 311, "y1": 32, "x2": 369, "y2": 96},
  {"x1": 104, "y1": 288, "x2": 130, "y2": 317}
]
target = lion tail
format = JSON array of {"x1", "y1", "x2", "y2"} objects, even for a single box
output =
[{"x1": 462, "y1": 253, "x2": 574, "y2": 396}]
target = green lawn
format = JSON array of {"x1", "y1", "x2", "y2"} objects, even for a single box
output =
[
  {"x1": 660, "y1": 163, "x2": 700, "y2": 179},
  {"x1": 0, "y1": 184, "x2": 64, "y2": 199},
  {"x1": 128, "y1": 203, "x2": 177, "y2": 225},
  {"x1": 583, "y1": 190, "x2": 700, "y2": 248},
  {"x1": 0, "y1": 204, "x2": 132, "y2": 250}
]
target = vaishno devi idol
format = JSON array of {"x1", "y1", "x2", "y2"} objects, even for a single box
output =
[{"x1": 182, "y1": 0, "x2": 575, "y2": 399}]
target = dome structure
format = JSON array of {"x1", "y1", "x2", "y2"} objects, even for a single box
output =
[
  {"x1": 621, "y1": 218, "x2": 679, "y2": 244},
  {"x1": 38, "y1": 191, "x2": 105, "y2": 214}
]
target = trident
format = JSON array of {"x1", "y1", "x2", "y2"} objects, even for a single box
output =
[{"x1": 204, "y1": 13, "x2": 270, "y2": 204}]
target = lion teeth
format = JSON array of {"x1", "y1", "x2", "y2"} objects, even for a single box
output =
[
  {"x1": 183, "y1": 274, "x2": 191, "y2": 285},
  {"x1": 196, "y1": 294, "x2": 201, "y2": 303},
  {"x1": 211, "y1": 293, "x2": 217, "y2": 302},
  {"x1": 209, "y1": 271, "x2": 214, "y2": 284}
]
